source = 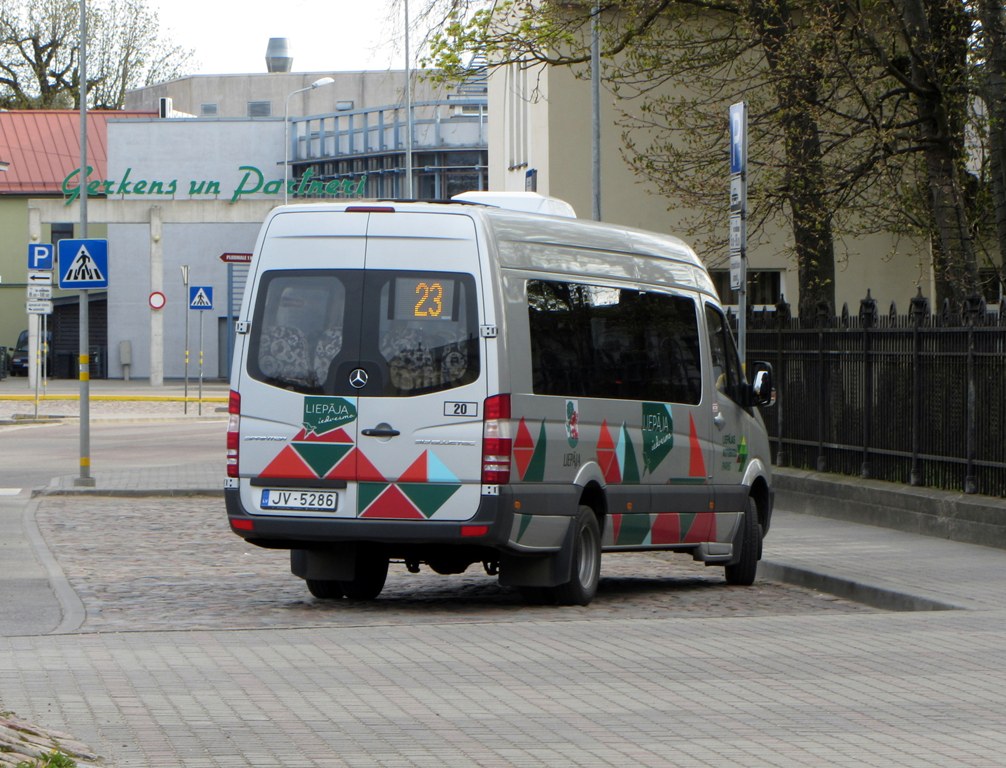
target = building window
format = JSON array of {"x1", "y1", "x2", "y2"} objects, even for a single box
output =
[
  {"x1": 247, "y1": 101, "x2": 272, "y2": 118},
  {"x1": 710, "y1": 269, "x2": 783, "y2": 307},
  {"x1": 200, "y1": 103, "x2": 218, "y2": 117}
]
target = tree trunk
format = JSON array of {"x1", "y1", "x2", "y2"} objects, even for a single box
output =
[
  {"x1": 901, "y1": 0, "x2": 977, "y2": 306},
  {"x1": 747, "y1": 0, "x2": 836, "y2": 321},
  {"x1": 977, "y1": 0, "x2": 1006, "y2": 298}
]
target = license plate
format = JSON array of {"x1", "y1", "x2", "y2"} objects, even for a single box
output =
[{"x1": 260, "y1": 489, "x2": 338, "y2": 512}]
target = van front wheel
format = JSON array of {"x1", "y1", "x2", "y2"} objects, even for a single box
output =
[
  {"x1": 550, "y1": 506, "x2": 601, "y2": 606},
  {"x1": 724, "y1": 497, "x2": 761, "y2": 586}
]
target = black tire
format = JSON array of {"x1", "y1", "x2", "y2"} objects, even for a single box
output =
[
  {"x1": 340, "y1": 550, "x2": 389, "y2": 600},
  {"x1": 306, "y1": 579, "x2": 344, "y2": 600},
  {"x1": 725, "y1": 496, "x2": 761, "y2": 586},
  {"x1": 549, "y1": 505, "x2": 602, "y2": 606}
]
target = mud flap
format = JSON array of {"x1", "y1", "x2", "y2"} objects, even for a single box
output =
[
  {"x1": 291, "y1": 546, "x2": 359, "y2": 582},
  {"x1": 498, "y1": 517, "x2": 575, "y2": 588}
]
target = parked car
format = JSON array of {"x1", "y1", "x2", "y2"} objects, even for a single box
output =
[{"x1": 9, "y1": 329, "x2": 53, "y2": 376}]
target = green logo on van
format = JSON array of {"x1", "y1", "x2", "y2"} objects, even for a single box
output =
[
  {"x1": 642, "y1": 402, "x2": 674, "y2": 474},
  {"x1": 303, "y1": 396, "x2": 357, "y2": 435}
]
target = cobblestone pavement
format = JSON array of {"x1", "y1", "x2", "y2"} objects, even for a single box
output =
[
  {"x1": 6, "y1": 393, "x2": 1006, "y2": 767},
  {"x1": 36, "y1": 496, "x2": 875, "y2": 634}
]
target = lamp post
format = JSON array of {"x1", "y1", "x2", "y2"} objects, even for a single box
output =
[{"x1": 284, "y1": 76, "x2": 335, "y2": 204}]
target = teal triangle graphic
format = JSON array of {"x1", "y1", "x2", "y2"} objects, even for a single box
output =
[{"x1": 426, "y1": 451, "x2": 459, "y2": 483}]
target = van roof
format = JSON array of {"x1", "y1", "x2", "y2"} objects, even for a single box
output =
[{"x1": 271, "y1": 200, "x2": 713, "y2": 287}]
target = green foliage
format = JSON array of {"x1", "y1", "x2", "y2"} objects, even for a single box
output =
[
  {"x1": 0, "y1": 0, "x2": 194, "y2": 109},
  {"x1": 15, "y1": 750, "x2": 77, "y2": 768}
]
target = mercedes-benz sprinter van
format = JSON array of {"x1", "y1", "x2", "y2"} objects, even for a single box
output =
[{"x1": 225, "y1": 196, "x2": 774, "y2": 605}]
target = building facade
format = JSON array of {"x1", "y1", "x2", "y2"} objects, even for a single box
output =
[{"x1": 10, "y1": 68, "x2": 487, "y2": 383}]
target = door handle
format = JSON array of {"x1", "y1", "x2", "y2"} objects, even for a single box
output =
[
  {"x1": 362, "y1": 427, "x2": 401, "y2": 438},
  {"x1": 713, "y1": 412, "x2": 725, "y2": 429}
]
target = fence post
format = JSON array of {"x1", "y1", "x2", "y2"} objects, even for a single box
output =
[
  {"x1": 964, "y1": 293, "x2": 984, "y2": 494},
  {"x1": 909, "y1": 288, "x2": 928, "y2": 486},
  {"x1": 816, "y1": 300, "x2": 830, "y2": 473},
  {"x1": 774, "y1": 297, "x2": 790, "y2": 467},
  {"x1": 859, "y1": 291, "x2": 877, "y2": 478}
]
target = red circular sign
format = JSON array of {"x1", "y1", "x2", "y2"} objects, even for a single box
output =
[{"x1": 149, "y1": 291, "x2": 167, "y2": 310}]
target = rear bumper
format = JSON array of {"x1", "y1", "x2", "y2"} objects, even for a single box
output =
[{"x1": 226, "y1": 487, "x2": 521, "y2": 552}]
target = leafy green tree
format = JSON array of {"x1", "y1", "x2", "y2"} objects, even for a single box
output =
[
  {"x1": 0, "y1": 0, "x2": 193, "y2": 110},
  {"x1": 426, "y1": 0, "x2": 998, "y2": 310}
]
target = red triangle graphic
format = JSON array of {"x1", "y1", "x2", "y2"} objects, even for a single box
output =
[
  {"x1": 514, "y1": 447, "x2": 534, "y2": 480},
  {"x1": 597, "y1": 420, "x2": 615, "y2": 451},
  {"x1": 514, "y1": 418, "x2": 535, "y2": 449},
  {"x1": 651, "y1": 512, "x2": 682, "y2": 545},
  {"x1": 355, "y1": 449, "x2": 386, "y2": 482},
  {"x1": 689, "y1": 414, "x2": 707, "y2": 478},
  {"x1": 610, "y1": 513, "x2": 623, "y2": 545},
  {"x1": 259, "y1": 445, "x2": 316, "y2": 478},
  {"x1": 360, "y1": 485, "x2": 424, "y2": 519},
  {"x1": 684, "y1": 512, "x2": 716, "y2": 543},
  {"x1": 398, "y1": 451, "x2": 428, "y2": 483},
  {"x1": 325, "y1": 448, "x2": 356, "y2": 480}
]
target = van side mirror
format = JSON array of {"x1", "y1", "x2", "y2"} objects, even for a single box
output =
[{"x1": 748, "y1": 361, "x2": 775, "y2": 407}]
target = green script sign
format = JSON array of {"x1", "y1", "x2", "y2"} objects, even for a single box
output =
[{"x1": 61, "y1": 165, "x2": 367, "y2": 206}]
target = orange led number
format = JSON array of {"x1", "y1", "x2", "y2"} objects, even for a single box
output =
[{"x1": 414, "y1": 282, "x2": 444, "y2": 317}]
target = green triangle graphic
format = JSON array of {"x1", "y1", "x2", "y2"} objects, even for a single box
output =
[
  {"x1": 358, "y1": 482, "x2": 389, "y2": 515},
  {"x1": 621, "y1": 425, "x2": 641, "y2": 484},
  {"x1": 618, "y1": 513, "x2": 651, "y2": 546},
  {"x1": 293, "y1": 442, "x2": 352, "y2": 478},
  {"x1": 399, "y1": 483, "x2": 461, "y2": 518},
  {"x1": 524, "y1": 420, "x2": 548, "y2": 483}
]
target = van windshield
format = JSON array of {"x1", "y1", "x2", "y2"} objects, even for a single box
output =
[{"x1": 249, "y1": 269, "x2": 480, "y2": 397}]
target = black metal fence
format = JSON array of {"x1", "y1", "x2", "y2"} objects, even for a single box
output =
[{"x1": 743, "y1": 291, "x2": 1006, "y2": 498}]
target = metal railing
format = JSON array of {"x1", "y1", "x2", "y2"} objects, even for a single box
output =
[{"x1": 744, "y1": 291, "x2": 1006, "y2": 497}]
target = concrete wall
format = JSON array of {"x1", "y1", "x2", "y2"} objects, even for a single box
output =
[
  {"x1": 125, "y1": 72, "x2": 450, "y2": 119},
  {"x1": 102, "y1": 119, "x2": 284, "y2": 380}
]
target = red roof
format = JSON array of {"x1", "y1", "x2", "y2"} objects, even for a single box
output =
[{"x1": 0, "y1": 110, "x2": 156, "y2": 196}]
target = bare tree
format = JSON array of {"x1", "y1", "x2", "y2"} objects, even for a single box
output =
[{"x1": 0, "y1": 0, "x2": 193, "y2": 110}]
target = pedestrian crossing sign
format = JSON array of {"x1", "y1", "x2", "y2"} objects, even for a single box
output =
[
  {"x1": 58, "y1": 238, "x2": 108, "y2": 289},
  {"x1": 189, "y1": 285, "x2": 214, "y2": 310}
]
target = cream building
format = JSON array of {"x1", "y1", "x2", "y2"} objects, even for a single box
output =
[{"x1": 487, "y1": 61, "x2": 996, "y2": 314}]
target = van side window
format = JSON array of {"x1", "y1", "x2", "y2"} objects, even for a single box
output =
[
  {"x1": 528, "y1": 280, "x2": 701, "y2": 404},
  {"x1": 705, "y1": 303, "x2": 745, "y2": 404}
]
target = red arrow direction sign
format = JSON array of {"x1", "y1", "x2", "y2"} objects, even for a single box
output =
[{"x1": 220, "y1": 252, "x2": 252, "y2": 264}]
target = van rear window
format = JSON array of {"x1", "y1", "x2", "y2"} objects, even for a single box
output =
[
  {"x1": 250, "y1": 269, "x2": 479, "y2": 397},
  {"x1": 528, "y1": 280, "x2": 702, "y2": 404}
]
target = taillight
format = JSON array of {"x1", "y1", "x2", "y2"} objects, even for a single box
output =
[
  {"x1": 482, "y1": 394, "x2": 511, "y2": 484},
  {"x1": 227, "y1": 390, "x2": 240, "y2": 478}
]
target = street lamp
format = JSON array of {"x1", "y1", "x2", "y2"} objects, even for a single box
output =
[{"x1": 284, "y1": 76, "x2": 335, "y2": 204}]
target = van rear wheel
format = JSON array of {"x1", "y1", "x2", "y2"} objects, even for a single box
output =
[
  {"x1": 549, "y1": 506, "x2": 601, "y2": 606},
  {"x1": 724, "y1": 497, "x2": 761, "y2": 586},
  {"x1": 306, "y1": 579, "x2": 345, "y2": 600},
  {"x1": 340, "y1": 549, "x2": 389, "y2": 600}
]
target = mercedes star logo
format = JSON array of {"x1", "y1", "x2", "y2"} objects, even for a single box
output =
[{"x1": 349, "y1": 368, "x2": 369, "y2": 389}]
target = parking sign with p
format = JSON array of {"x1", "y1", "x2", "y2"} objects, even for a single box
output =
[{"x1": 28, "y1": 243, "x2": 54, "y2": 271}]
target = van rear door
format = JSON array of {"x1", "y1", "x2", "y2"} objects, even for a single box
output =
[
  {"x1": 346, "y1": 211, "x2": 488, "y2": 521},
  {"x1": 237, "y1": 209, "x2": 369, "y2": 521}
]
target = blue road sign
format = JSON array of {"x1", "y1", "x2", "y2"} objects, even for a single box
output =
[
  {"x1": 58, "y1": 239, "x2": 109, "y2": 289},
  {"x1": 189, "y1": 285, "x2": 214, "y2": 310},
  {"x1": 28, "y1": 243, "x2": 54, "y2": 271},
  {"x1": 730, "y1": 101, "x2": 747, "y2": 176}
]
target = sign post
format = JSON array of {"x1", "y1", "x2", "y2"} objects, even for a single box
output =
[
  {"x1": 729, "y1": 101, "x2": 748, "y2": 364},
  {"x1": 59, "y1": 236, "x2": 109, "y2": 487},
  {"x1": 190, "y1": 285, "x2": 214, "y2": 416}
]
